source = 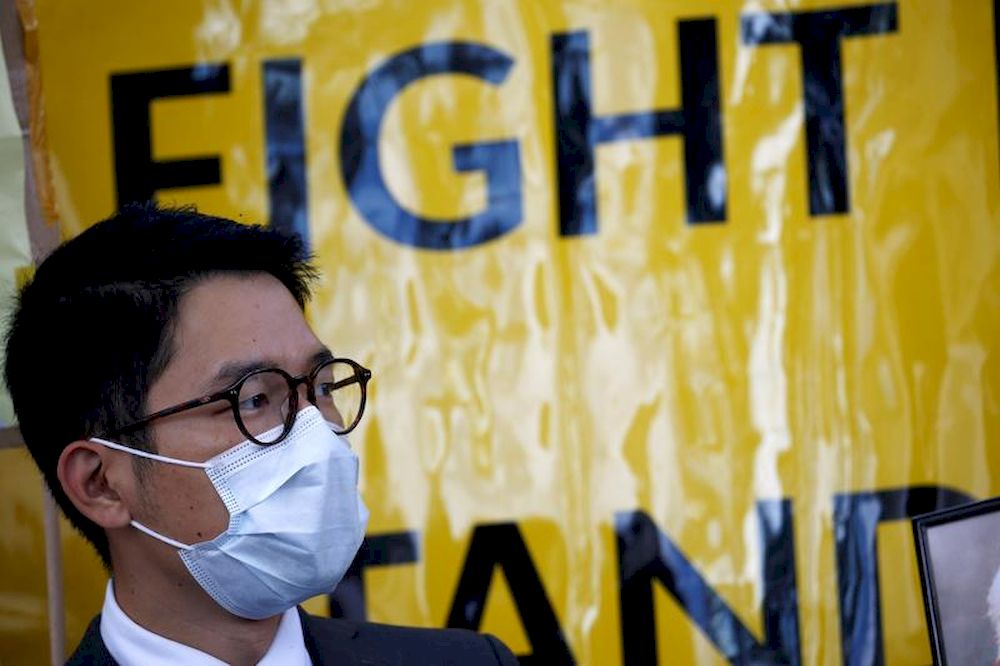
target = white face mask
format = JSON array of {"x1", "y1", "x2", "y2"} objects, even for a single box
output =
[{"x1": 91, "y1": 405, "x2": 369, "y2": 620}]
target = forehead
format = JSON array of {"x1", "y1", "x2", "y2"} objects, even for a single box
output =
[{"x1": 153, "y1": 273, "x2": 323, "y2": 399}]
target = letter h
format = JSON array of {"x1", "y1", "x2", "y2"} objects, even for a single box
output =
[{"x1": 551, "y1": 20, "x2": 727, "y2": 237}]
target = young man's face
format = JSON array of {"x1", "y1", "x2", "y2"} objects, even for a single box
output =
[{"x1": 114, "y1": 272, "x2": 329, "y2": 577}]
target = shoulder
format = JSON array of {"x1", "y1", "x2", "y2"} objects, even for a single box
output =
[{"x1": 299, "y1": 611, "x2": 518, "y2": 665}]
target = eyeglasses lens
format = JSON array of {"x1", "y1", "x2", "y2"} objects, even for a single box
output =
[
  {"x1": 312, "y1": 360, "x2": 363, "y2": 434},
  {"x1": 236, "y1": 370, "x2": 294, "y2": 444}
]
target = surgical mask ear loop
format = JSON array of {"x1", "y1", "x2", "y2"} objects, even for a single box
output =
[
  {"x1": 89, "y1": 436, "x2": 210, "y2": 550},
  {"x1": 130, "y1": 520, "x2": 195, "y2": 551},
  {"x1": 89, "y1": 437, "x2": 211, "y2": 469}
]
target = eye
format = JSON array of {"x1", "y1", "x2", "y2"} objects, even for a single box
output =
[
  {"x1": 316, "y1": 382, "x2": 336, "y2": 399},
  {"x1": 238, "y1": 393, "x2": 270, "y2": 411}
]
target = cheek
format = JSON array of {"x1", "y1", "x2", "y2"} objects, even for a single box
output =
[
  {"x1": 156, "y1": 415, "x2": 248, "y2": 462},
  {"x1": 146, "y1": 465, "x2": 231, "y2": 543},
  {"x1": 144, "y1": 417, "x2": 246, "y2": 541}
]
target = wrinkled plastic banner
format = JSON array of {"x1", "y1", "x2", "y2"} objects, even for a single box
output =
[{"x1": 1, "y1": 1, "x2": 998, "y2": 664}]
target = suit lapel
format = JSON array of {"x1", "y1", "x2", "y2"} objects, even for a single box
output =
[
  {"x1": 65, "y1": 615, "x2": 118, "y2": 666},
  {"x1": 297, "y1": 607, "x2": 373, "y2": 666}
]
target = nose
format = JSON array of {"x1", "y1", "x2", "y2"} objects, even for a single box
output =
[
  {"x1": 296, "y1": 374, "x2": 316, "y2": 405},
  {"x1": 280, "y1": 375, "x2": 314, "y2": 423}
]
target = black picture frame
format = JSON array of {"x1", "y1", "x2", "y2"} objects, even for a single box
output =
[{"x1": 912, "y1": 495, "x2": 1000, "y2": 666}]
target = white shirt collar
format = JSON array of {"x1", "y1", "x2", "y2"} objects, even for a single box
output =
[{"x1": 100, "y1": 580, "x2": 312, "y2": 666}]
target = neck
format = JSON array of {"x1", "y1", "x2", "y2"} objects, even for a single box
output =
[{"x1": 110, "y1": 554, "x2": 282, "y2": 666}]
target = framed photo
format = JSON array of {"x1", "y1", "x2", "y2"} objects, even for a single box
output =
[{"x1": 913, "y1": 496, "x2": 1000, "y2": 666}]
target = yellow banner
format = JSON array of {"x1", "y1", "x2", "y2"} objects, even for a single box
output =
[{"x1": 2, "y1": 1, "x2": 998, "y2": 664}]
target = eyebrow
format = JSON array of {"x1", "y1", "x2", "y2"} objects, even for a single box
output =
[
  {"x1": 207, "y1": 347, "x2": 334, "y2": 392},
  {"x1": 308, "y1": 348, "x2": 335, "y2": 367},
  {"x1": 208, "y1": 360, "x2": 272, "y2": 392}
]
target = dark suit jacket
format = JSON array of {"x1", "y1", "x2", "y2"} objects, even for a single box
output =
[{"x1": 65, "y1": 608, "x2": 519, "y2": 665}]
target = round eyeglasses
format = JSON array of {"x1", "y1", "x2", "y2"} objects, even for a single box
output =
[{"x1": 103, "y1": 358, "x2": 372, "y2": 446}]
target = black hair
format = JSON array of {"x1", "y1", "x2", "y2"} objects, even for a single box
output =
[{"x1": 4, "y1": 202, "x2": 317, "y2": 566}]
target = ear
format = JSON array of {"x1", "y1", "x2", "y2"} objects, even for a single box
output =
[{"x1": 56, "y1": 441, "x2": 134, "y2": 529}]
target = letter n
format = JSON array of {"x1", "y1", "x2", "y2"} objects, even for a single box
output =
[{"x1": 616, "y1": 501, "x2": 801, "y2": 665}]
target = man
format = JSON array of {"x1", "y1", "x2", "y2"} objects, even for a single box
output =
[{"x1": 5, "y1": 204, "x2": 517, "y2": 665}]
